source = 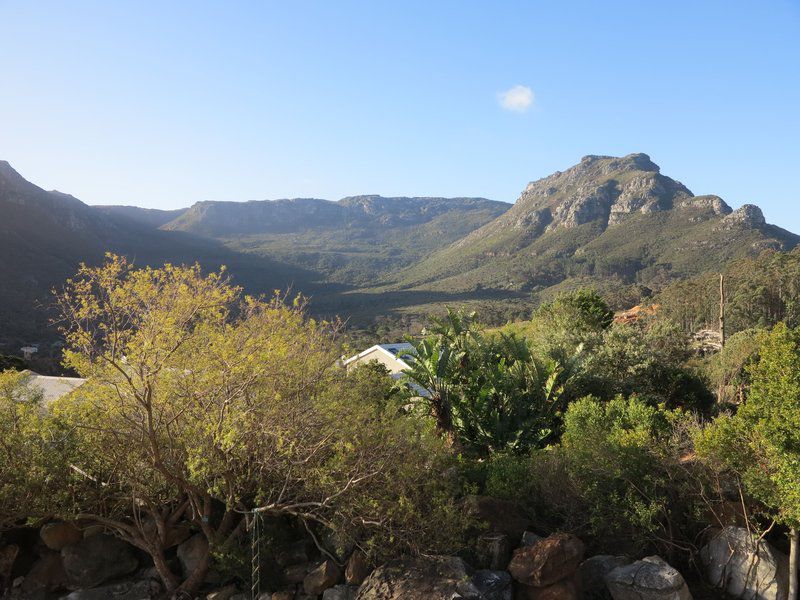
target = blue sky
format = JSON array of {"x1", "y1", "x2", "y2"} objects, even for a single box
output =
[{"x1": 1, "y1": 1, "x2": 798, "y2": 232}]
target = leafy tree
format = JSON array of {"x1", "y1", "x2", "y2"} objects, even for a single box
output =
[
  {"x1": 579, "y1": 319, "x2": 714, "y2": 412},
  {"x1": 560, "y1": 395, "x2": 687, "y2": 555},
  {"x1": 52, "y1": 255, "x2": 460, "y2": 596},
  {"x1": 696, "y1": 322, "x2": 800, "y2": 599},
  {"x1": 0, "y1": 370, "x2": 70, "y2": 527}
]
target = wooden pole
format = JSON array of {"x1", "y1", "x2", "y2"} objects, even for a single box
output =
[
  {"x1": 789, "y1": 527, "x2": 798, "y2": 600},
  {"x1": 719, "y1": 273, "x2": 726, "y2": 348}
]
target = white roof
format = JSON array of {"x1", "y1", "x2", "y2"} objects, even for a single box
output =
[
  {"x1": 24, "y1": 372, "x2": 87, "y2": 404},
  {"x1": 342, "y1": 342, "x2": 414, "y2": 368}
]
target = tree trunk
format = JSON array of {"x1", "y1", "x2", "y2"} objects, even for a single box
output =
[
  {"x1": 151, "y1": 545, "x2": 181, "y2": 594},
  {"x1": 789, "y1": 527, "x2": 798, "y2": 600},
  {"x1": 175, "y1": 546, "x2": 211, "y2": 599}
]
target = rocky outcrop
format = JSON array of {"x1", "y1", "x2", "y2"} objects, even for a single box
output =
[
  {"x1": 472, "y1": 570, "x2": 513, "y2": 600},
  {"x1": 345, "y1": 551, "x2": 370, "y2": 586},
  {"x1": 177, "y1": 533, "x2": 208, "y2": 578},
  {"x1": 355, "y1": 555, "x2": 480, "y2": 600},
  {"x1": 605, "y1": 555, "x2": 692, "y2": 600},
  {"x1": 700, "y1": 526, "x2": 788, "y2": 600},
  {"x1": 720, "y1": 204, "x2": 767, "y2": 230},
  {"x1": 40, "y1": 522, "x2": 83, "y2": 551},
  {"x1": 60, "y1": 534, "x2": 138, "y2": 589},
  {"x1": 59, "y1": 579, "x2": 162, "y2": 599},
  {"x1": 304, "y1": 559, "x2": 342, "y2": 595},
  {"x1": 507, "y1": 532, "x2": 585, "y2": 587},
  {"x1": 579, "y1": 555, "x2": 634, "y2": 599}
]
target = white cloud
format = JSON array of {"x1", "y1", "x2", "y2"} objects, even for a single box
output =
[{"x1": 498, "y1": 85, "x2": 534, "y2": 113}]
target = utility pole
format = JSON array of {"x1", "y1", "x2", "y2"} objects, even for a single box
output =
[{"x1": 719, "y1": 273, "x2": 726, "y2": 348}]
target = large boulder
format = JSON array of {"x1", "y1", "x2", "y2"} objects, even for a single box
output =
[
  {"x1": 355, "y1": 555, "x2": 481, "y2": 599},
  {"x1": 60, "y1": 534, "x2": 138, "y2": 589},
  {"x1": 40, "y1": 522, "x2": 82, "y2": 551},
  {"x1": 21, "y1": 552, "x2": 68, "y2": 595},
  {"x1": 0, "y1": 544, "x2": 19, "y2": 590},
  {"x1": 322, "y1": 585, "x2": 359, "y2": 600},
  {"x1": 507, "y1": 533, "x2": 585, "y2": 587},
  {"x1": 177, "y1": 533, "x2": 208, "y2": 577},
  {"x1": 516, "y1": 575, "x2": 579, "y2": 600},
  {"x1": 59, "y1": 579, "x2": 161, "y2": 599},
  {"x1": 700, "y1": 526, "x2": 788, "y2": 600},
  {"x1": 605, "y1": 556, "x2": 692, "y2": 600},
  {"x1": 304, "y1": 559, "x2": 342, "y2": 595},
  {"x1": 345, "y1": 551, "x2": 370, "y2": 586},
  {"x1": 475, "y1": 533, "x2": 511, "y2": 570},
  {"x1": 464, "y1": 496, "x2": 530, "y2": 542},
  {"x1": 579, "y1": 555, "x2": 634, "y2": 599},
  {"x1": 471, "y1": 570, "x2": 513, "y2": 600}
]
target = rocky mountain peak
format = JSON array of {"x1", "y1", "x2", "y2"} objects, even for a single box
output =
[{"x1": 720, "y1": 204, "x2": 766, "y2": 230}]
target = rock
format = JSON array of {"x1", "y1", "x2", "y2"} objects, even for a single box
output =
[
  {"x1": 206, "y1": 584, "x2": 239, "y2": 600},
  {"x1": 60, "y1": 534, "x2": 138, "y2": 589},
  {"x1": 271, "y1": 591, "x2": 294, "y2": 600},
  {"x1": 476, "y1": 533, "x2": 511, "y2": 570},
  {"x1": 700, "y1": 526, "x2": 788, "y2": 600},
  {"x1": 275, "y1": 540, "x2": 310, "y2": 567},
  {"x1": 177, "y1": 533, "x2": 208, "y2": 577},
  {"x1": 0, "y1": 544, "x2": 19, "y2": 589},
  {"x1": 81, "y1": 525, "x2": 106, "y2": 539},
  {"x1": 516, "y1": 575, "x2": 579, "y2": 600},
  {"x1": 21, "y1": 552, "x2": 68, "y2": 594},
  {"x1": 304, "y1": 559, "x2": 342, "y2": 595},
  {"x1": 345, "y1": 551, "x2": 370, "y2": 586},
  {"x1": 507, "y1": 532, "x2": 585, "y2": 587},
  {"x1": 720, "y1": 205, "x2": 766, "y2": 230},
  {"x1": 520, "y1": 532, "x2": 543, "y2": 547},
  {"x1": 471, "y1": 570, "x2": 512, "y2": 600},
  {"x1": 579, "y1": 555, "x2": 633, "y2": 599},
  {"x1": 605, "y1": 556, "x2": 692, "y2": 600},
  {"x1": 40, "y1": 522, "x2": 83, "y2": 551},
  {"x1": 59, "y1": 579, "x2": 161, "y2": 599},
  {"x1": 464, "y1": 495, "x2": 530, "y2": 543},
  {"x1": 284, "y1": 563, "x2": 310, "y2": 584},
  {"x1": 355, "y1": 555, "x2": 480, "y2": 600},
  {"x1": 322, "y1": 584, "x2": 358, "y2": 600}
]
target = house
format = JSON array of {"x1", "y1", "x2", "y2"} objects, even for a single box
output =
[{"x1": 342, "y1": 343, "x2": 414, "y2": 379}]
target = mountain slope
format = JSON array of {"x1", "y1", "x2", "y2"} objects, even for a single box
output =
[
  {"x1": 94, "y1": 205, "x2": 187, "y2": 228},
  {"x1": 161, "y1": 194, "x2": 510, "y2": 285},
  {"x1": 0, "y1": 162, "x2": 316, "y2": 345},
  {"x1": 393, "y1": 153, "x2": 798, "y2": 300}
]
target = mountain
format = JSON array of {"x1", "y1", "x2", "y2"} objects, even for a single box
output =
[
  {"x1": 0, "y1": 162, "x2": 315, "y2": 346},
  {"x1": 392, "y1": 153, "x2": 798, "y2": 303},
  {"x1": 159, "y1": 195, "x2": 510, "y2": 286},
  {"x1": 94, "y1": 205, "x2": 187, "y2": 228}
]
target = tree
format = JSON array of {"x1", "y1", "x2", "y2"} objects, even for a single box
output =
[
  {"x1": 52, "y1": 255, "x2": 459, "y2": 596},
  {"x1": 560, "y1": 395, "x2": 687, "y2": 556},
  {"x1": 0, "y1": 370, "x2": 72, "y2": 528},
  {"x1": 697, "y1": 322, "x2": 800, "y2": 599}
]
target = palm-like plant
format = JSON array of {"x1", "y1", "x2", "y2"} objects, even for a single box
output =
[{"x1": 401, "y1": 309, "x2": 580, "y2": 456}]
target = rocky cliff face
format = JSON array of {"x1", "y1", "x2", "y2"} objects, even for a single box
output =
[
  {"x1": 398, "y1": 153, "x2": 799, "y2": 297},
  {"x1": 496, "y1": 153, "x2": 725, "y2": 233}
]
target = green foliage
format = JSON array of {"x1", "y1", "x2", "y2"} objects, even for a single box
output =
[
  {"x1": 44, "y1": 255, "x2": 463, "y2": 594},
  {"x1": 579, "y1": 320, "x2": 715, "y2": 412},
  {"x1": 402, "y1": 308, "x2": 575, "y2": 455},
  {"x1": 559, "y1": 395, "x2": 679, "y2": 550},
  {"x1": 0, "y1": 370, "x2": 73, "y2": 527},
  {"x1": 697, "y1": 322, "x2": 800, "y2": 528}
]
